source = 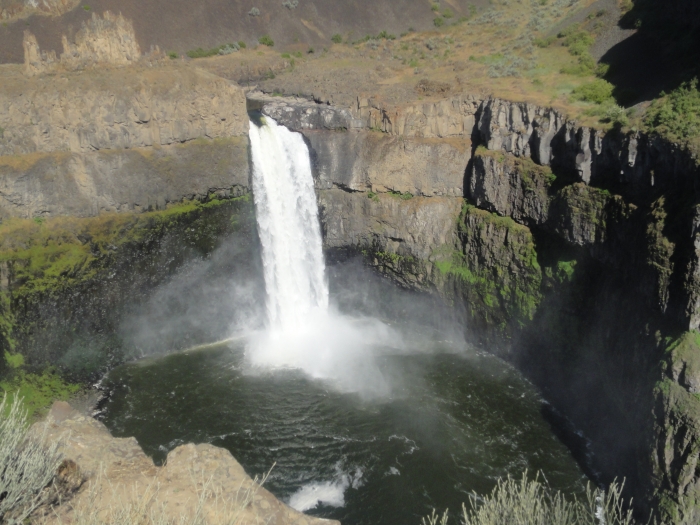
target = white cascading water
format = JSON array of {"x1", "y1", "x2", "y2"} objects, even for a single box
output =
[
  {"x1": 248, "y1": 116, "x2": 329, "y2": 330},
  {"x1": 247, "y1": 116, "x2": 400, "y2": 397}
]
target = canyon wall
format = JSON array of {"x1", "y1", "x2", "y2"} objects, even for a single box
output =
[
  {"x1": 258, "y1": 93, "x2": 700, "y2": 523},
  {"x1": 2, "y1": 60, "x2": 699, "y2": 520},
  {"x1": 0, "y1": 61, "x2": 253, "y2": 381},
  {"x1": 0, "y1": 65, "x2": 249, "y2": 218}
]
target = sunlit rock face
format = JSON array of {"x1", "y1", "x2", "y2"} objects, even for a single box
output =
[
  {"x1": 252, "y1": 93, "x2": 700, "y2": 521},
  {"x1": 35, "y1": 401, "x2": 339, "y2": 525}
]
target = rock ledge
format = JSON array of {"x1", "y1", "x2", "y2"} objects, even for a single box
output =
[{"x1": 35, "y1": 401, "x2": 337, "y2": 525}]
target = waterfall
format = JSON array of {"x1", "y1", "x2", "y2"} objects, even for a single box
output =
[
  {"x1": 247, "y1": 115, "x2": 398, "y2": 397},
  {"x1": 249, "y1": 116, "x2": 329, "y2": 331}
]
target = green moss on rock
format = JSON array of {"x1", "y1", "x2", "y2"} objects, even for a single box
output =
[
  {"x1": 0, "y1": 195, "x2": 252, "y2": 374},
  {"x1": 436, "y1": 205, "x2": 543, "y2": 337}
]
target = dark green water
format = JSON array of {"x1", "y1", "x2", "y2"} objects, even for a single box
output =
[{"x1": 100, "y1": 338, "x2": 587, "y2": 525}]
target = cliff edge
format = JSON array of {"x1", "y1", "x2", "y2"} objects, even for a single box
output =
[{"x1": 32, "y1": 401, "x2": 336, "y2": 525}]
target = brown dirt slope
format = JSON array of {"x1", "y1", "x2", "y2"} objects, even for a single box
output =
[{"x1": 0, "y1": 0, "x2": 490, "y2": 64}]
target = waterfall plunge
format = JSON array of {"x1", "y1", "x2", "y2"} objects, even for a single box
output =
[
  {"x1": 247, "y1": 116, "x2": 399, "y2": 397},
  {"x1": 249, "y1": 116, "x2": 329, "y2": 329}
]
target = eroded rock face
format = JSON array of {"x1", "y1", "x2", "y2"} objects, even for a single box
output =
[
  {"x1": 0, "y1": 0, "x2": 78, "y2": 22},
  {"x1": 253, "y1": 92, "x2": 481, "y2": 139},
  {"x1": 468, "y1": 152, "x2": 551, "y2": 225},
  {"x1": 355, "y1": 95, "x2": 480, "y2": 138},
  {"x1": 0, "y1": 138, "x2": 249, "y2": 219},
  {"x1": 1, "y1": 67, "x2": 248, "y2": 157},
  {"x1": 35, "y1": 402, "x2": 337, "y2": 525},
  {"x1": 24, "y1": 12, "x2": 141, "y2": 76},
  {"x1": 306, "y1": 131, "x2": 469, "y2": 197},
  {"x1": 319, "y1": 189, "x2": 461, "y2": 260},
  {"x1": 254, "y1": 92, "x2": 364, "y2": 131}
]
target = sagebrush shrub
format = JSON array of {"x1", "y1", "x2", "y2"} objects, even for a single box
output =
[
  {"x1": 425, "y1": 473, "x2": 635, "y2": 525},
  {"x1": 0, "y1": 394, "x2": 62, "y2": 524},
  {"x1": 571, "y1": 79, "x2": 614, "y2": 104}
]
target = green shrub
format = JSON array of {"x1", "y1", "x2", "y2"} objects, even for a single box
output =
[
  {"x1": 533, "y1": 36, "x2": 556, "y2": 48},
  {"x1": 0, "y1": 394, "x2": 63, "y2": 523},
  {"x1": 442, "y1": 8, "x2": 453, "y2": 18},
  {"x1": 238, "y1": 40, "x2": 247, "y2": 49},
  {"x1": 563, "y1": 30, "x2": 594, "y2": 56},
  {"x1": 434, "y1": 17, "x2": 444, "y2": 27},
  {"x1": 603, "y1": 105, "x2": 630, "y2": 127},
  {"x1": 167, "y1": 51, "x2": 178, "y2": 59},
  {"x1": 595, "y1": 62, "x2": 610, "y2": 78},
  {"x1": 431, "y1": 3, "x2": 439, "y2": 11},
  {"x1": 424, "y1": 473, "x2": 634, "y2": 525},
  {"x1": 644, "y1": 78, "x2": 700, "y2": 145},
  {"x1": 82, "y1": 4, "x2": 90, "y2": 10},
  {"x1": 281, "y1": 52, "x2": 290, "y2": 58},
  {"x1": 571, "y1": 79, "x2": 614, "y2": 104},
  {"x1": 560, "y1": 53, "x2": 595, "y2": 76},
  {"x1": 331, "y1": 34, "x2": 342, "y2": 44},
  {"x1": 258, "y1": 35, "x2": 274, "y2": 47},
  {"x1": 307, "y1": 47, "x2": 314, "y2": 53},
  {"x1": 186, "y1": 46, "x2": 226, "y2": 58}
]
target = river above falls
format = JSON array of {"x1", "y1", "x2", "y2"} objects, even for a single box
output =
[{"x1": 99, "y1": 333, "x2": 587, "y2": 525}]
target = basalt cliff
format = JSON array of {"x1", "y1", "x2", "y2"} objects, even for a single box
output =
[
  {"x1": 251, "y1": 92, "x2": 700, "y2": 522},
  {"x1": 2, "y1": 27, "x2": 700, "y2": 524}
]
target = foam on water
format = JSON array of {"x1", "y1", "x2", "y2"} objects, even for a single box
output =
[{"x1": 287, "y1": 466, "x2": 364, "y2": 512}]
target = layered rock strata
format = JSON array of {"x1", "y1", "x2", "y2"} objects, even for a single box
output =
[
  {"x1": 254, "y1": 93, "x2": 700, "y2": 523},
  {"x1": 0, "y1": 65, "x2": 249, "y2": 218}
]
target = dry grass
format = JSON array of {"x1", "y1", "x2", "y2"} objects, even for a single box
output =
[{"x1": 54, "y1": 464, "x2": 275, "y2": 525}]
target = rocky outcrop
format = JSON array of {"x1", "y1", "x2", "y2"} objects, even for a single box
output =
[
  {"x1": 252, "y1": 92, "x2": 481, "y2": 139},
  {"x1": 252, "y1": 92, "x2": 364, "y2": 131},
  {"x1": 0, "y1": 0, "x2": 78, "y2": 22},
  {"x1": 468, "y1": 151, "x2": 552, "y2": 225},
  {"x1": 475, "y1": 98, "x2": 700, "y2": 198},
  {"x1": 33, "y1": 401, "x2": 336, "y2": 525},
  {"x1": 24, "y1": 12, "x2": 141, "y2": 76},
  {"x1": 320, "y1": 190, "x2": 461, "y2": 258},
  {"x1": 654, "y1": 332, "x2": 700, "y2": 523}
]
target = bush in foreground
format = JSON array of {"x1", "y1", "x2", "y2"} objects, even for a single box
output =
[
  {"x1": 0, "y1": 393, "x2": 62, "y2": 523},
  {"x1": 423, "y1": 473, "x2": 634, "y2": 525}
]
